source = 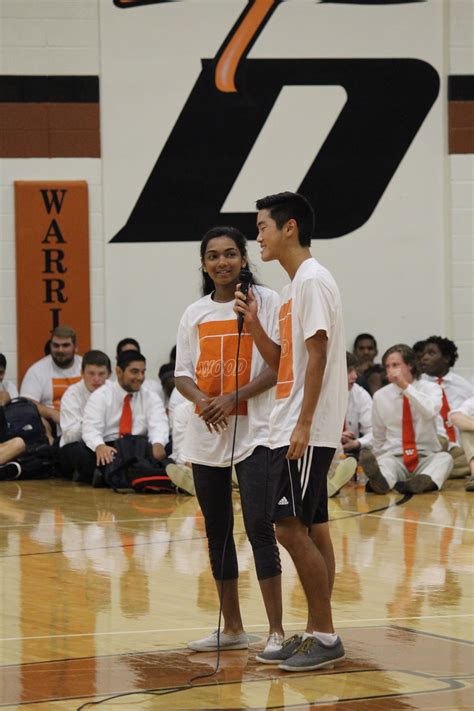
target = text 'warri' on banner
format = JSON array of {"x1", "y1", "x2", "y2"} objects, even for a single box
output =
[{"x1": 14, "y1": 181, "x2": 91, "y2": 382}]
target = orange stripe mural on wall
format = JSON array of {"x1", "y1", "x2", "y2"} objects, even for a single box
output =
[{"x1": 14, "y1": 181, "x2": 91, "y2": 382}]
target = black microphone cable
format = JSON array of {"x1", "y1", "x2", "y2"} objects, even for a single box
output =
[
  {"x1": 187, "y1": 267, "x2": 253, "y2": 684},
  {"x1": 76, "y1": 273, "x2": 253, "y2": 709}
]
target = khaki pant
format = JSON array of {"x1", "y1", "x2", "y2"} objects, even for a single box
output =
[
  {"x1": 460, "y1": 431, "x2": 474, "y2": 466},
  {"x1": 438, "y1": 436, "x2": 470, "y2": 478},
  {"x1": 377, "y1": 452, "x2": 453, "y2": 491}
]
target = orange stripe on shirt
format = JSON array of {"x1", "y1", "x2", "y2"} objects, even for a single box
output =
[
  {"x1": 276, "y1": 299, "x2": 294, "y2": 400},
  {"x1": 52, "y1": 376, "x2": 81, "y2": 410},
  {"x1": 195, "y1": 320, "x2": 252, "y2": 416}
]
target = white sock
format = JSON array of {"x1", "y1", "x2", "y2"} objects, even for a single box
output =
[
  {"x1": 312, "y1": 631, "x2": 338, "y2": 645},
  {"x1": 302, "y1": 632, "x2": 313, "y2": 641}
]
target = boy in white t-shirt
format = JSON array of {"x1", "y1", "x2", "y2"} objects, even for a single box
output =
[
  {"x1": 20, "y1": 325, "x2": 82, "y2": 434},
  {"x1": 235, "y1": 191, "x2": 347, "y2": 672}
]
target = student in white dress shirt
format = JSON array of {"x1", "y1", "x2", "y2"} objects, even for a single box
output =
[
  {"x1": 421, "y1": 336, "x2": 474, "y2": 477},
  {"x1": 327, "y1": 352, "x2": 373, "y2": 497},
  {"x1": 59, "y1": 350, "x2": 111, "y2": 481},
  {"x1": 0, "y1": 354, "x2": 18, "y2": 406},
  {"x1": 82, "y1": 350, "x2": 169, "y2": 472},
  {"x1": 450, "y1": 396, "x2": 474, "y2": 492},
  {"x1": 360, "y1": 344, "x2": 453, "y2": 495},
  {"x1": 115, "y1": 337, "x2": 165, "y2": 404},
  {"x1": 20, "y1": 325, "x2": 82, "y2": 437}
]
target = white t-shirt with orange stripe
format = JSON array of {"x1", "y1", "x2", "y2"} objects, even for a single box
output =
[
  {"x1": 20, "y1": 354, "x2": 82, "y2": 410},
  {"x1": 269, "y1": 257, "x2": 347, "y2": 449},
  {"x1": 175, "y1": 286, "x2": 280, "y2": 466}
]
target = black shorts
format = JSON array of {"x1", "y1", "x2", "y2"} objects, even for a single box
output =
[{"x1": 271, "y1": 445, "x2": 335, "y2": 527}]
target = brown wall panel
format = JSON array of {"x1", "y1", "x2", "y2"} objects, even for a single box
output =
[
  {"x1": 1, "y1": 130, "x2": 49, "y2": 158},
  {"x1": 0, "y1": 103, "x2": 100, "y2": 157},
  {"x1": 0, "y1": 103, "x2": 48, "y2": 130},
  {"x1": 49, "y1": 130, "x2": 101, "y2": 157},
  {"x1": 48, "y1": 103, "x2": 100, "y2": 130},
  {"x1": 449, "y1": 127, "x2": 474, "y2": 155}
]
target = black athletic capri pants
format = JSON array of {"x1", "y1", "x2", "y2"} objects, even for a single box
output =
[{"x1": 192, "y1": 445, "x2": 281, "y2": 581}]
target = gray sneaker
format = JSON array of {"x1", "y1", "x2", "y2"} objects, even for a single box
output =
[
  {"x1": 255, "y1": 633, "x2": 303, "y2": 664},
  {"x1": 188, "y1": 629, "x2": 248, "y2": 652},
  {"x1": 279, "y1": 635, "x2": 345, "y2": 672}
]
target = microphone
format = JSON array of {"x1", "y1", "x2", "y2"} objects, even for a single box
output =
[{"x1": 237, "y1": 267, "x2": 253, "y2": 335}]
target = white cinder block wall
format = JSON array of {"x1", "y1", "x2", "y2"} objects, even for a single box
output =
[
  {"x1": 449, "y1": 0, "x2": 474, "y2": 382},
  {"x1": 0, "y1": 0, "x2": 104, "y2": 386},
  {"x1": 0, "y1": 0, "x2": 472, "y2": 387}
]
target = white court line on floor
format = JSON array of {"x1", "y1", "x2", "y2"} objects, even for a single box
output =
[
  {"x1": 367, "y1": 513, "x2": 474, "y2": 532},
  {"x1": 1, "y1": 613, "x2": 472, "y2": 643},
  {"x1": 0, "y1": 515, "x2": 212, "y2": 529}
]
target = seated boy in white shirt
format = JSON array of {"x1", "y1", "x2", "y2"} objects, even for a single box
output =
[
  {"x1": 59, "y1": 350, "x2": 111, "y2": 481},
  {"x1": 421, "y1": 335, "x2": 474, "y2": 477},
  {"x1": 360, "y1": 344, "x2": 453, "y2": 494},
  {"x1": 328, "y1": 352, "x2": 373, "y2": 497},
  {"x1": 450, "y1": 396, "x2": 474, "y2": 492},
  {"x1": 82, "y1": 350, "x2": 169, "y2": 486},
  {"x1": 20, "y1": 325, "x2": 82, "y2": 441}
]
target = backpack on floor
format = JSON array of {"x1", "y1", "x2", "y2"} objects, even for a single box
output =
[
  {"x1": 103, "y1": 435, "x2": 176, "y2": 494},
  {"x1": 128, "y1": 460, "x2": 176, "y2": 494},
  {"x1": 1, "y1": 398, "x2": 54, "y2": 479}
]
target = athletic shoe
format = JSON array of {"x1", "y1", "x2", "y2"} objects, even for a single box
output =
[
  {"x1": 255, "y1": 633, "x2": 302, "y2": 664},
  {"x1": 327, "y1": 458, "x2": 357, "y2": 497},
  {"x1": 465, "y1": 475, "x2": 474, "y2": 492},
  {"x1": 166, "y1": 463, "x2": 196, "y2": 496},
  {"x1": 359, "y1": 449, "x2": 389, "y2": 494},
  {"x1": 405, "y1": 474, "x2": 438, "y2": 494},
  {"x1": 279, "y1": 635, "x2": 345, "y2": 672},
  {"x1": 188, "y1": 629, "x2": 248, "y2": 652},
  {"x1": 0, "y1": 461, "x2": 22, "y2": 481}
]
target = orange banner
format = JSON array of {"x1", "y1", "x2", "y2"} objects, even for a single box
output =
[{"x1": 14, "y1": 181, "x2": 91, "y2": 382}]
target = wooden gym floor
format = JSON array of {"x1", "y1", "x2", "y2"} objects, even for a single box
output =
[{"x1": 0, "y1": 477, "x2": 472, "y2": 710}]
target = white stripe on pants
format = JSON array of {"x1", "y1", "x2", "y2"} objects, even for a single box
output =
[{"x1": 377, "y1": 452, "x2": 453, "y2": 490}]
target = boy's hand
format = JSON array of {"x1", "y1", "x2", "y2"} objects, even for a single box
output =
[{"x1": 287, "y1": 422, "x2": 311, "y2": 460}]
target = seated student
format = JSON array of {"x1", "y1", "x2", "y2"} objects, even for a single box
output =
[
  {"x1": 165, "y1": 387, "x2": 195, "y2": 495},
  {"x1": 158, "y1": 362, "x2": 175, "y2": 404},
  {"x1": 0, "y1": 407, "x2": 25, "y2": 479},
  {"x1": 421, "y1": 336, "x2": 474, "y2": 478},
  {"x1": 343, "y1": 352, "x2": 373, "y2": 455},
  {"x1": 328, "y1": 353, "x2": 373, "y2": 497},
  {"x1": 450, "y1": 396, "x2": 474, "y2": 492},
  {"x1": 353, "y1": 333, "x2": 385, "y2": 396},
  {"x1": 59, "y1": 350, "x2": 111, "y2": 481},
  {"x1": 0, "y1": 354, "x2": 18, "y2": 406},
  {"x1": 115, "y1": 337, "x2": 165, "y2": 403},
  {"x1": 82, "y1": 351, "x2": 169, "y2": 484},
  {"x1": 360, "y1": 344, "x2": 453, "y2": 494},
  {"x1": 412, "y1": 340, "x2": 426, "y2": 369},
  {"x1": 20, "y1": 325, "x2": 82, "y2": 433}
]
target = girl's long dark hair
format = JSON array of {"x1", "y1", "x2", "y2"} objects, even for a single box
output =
[{"x1": 200, "y1": 226, "x2": 254, "y2": 296}]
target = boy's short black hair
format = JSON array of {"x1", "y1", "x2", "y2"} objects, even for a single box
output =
[{"x1": 256, "y1": 191, "x2": 315, "y2": 246}]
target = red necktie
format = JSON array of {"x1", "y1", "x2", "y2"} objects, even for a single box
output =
[
  {"x1": 119, "y1": 394, "x2": 133, "y2": 436},
  {"x1": 437, "y1": 377, "x2": 456, "y2": 443},
  {"x1": 402, "y1": 395, "x2": 419, "y2": 473}
]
